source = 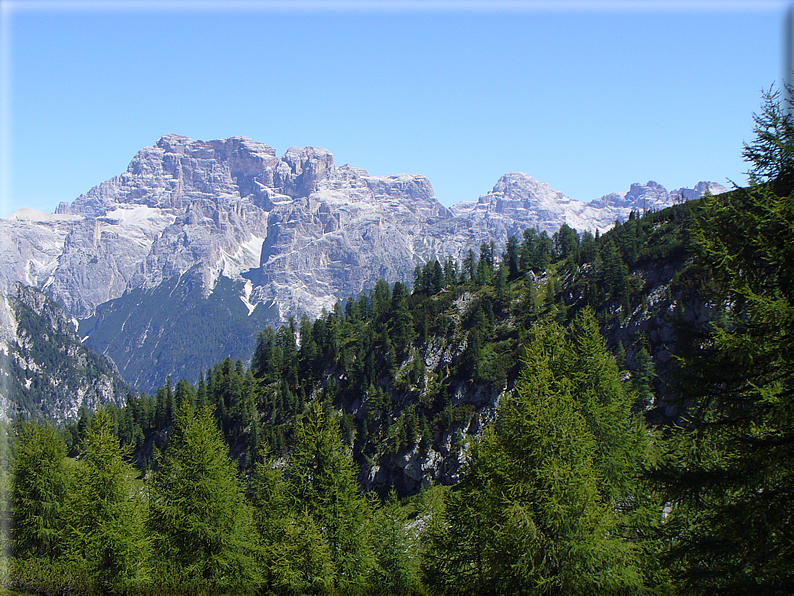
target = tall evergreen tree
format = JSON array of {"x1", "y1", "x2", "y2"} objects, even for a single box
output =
[
  {"x1": 504, "y1": 235, "x2": 521, "y2": 280},
  {"x1": 250, "y1": 443, "x2": 305, "y2": 593},
  {"x1": 65, "y1": 410, "x2": 148, "y2": 592},
  {"x1": 743, "y1": 85, "x2": 794, "y2": 195},
  {"x1": 425, "y1": 312, "x2": 651, "y2": 595},
  {"x1": 372, "y1": 491, "x2": 420, "y2": 595},
  {"x1": 287, "y1": 400, "x2": 375, "y2": 592},
  {"x1": 10, "y1": 423, "x2": 70, "y2": 560},
  {"x1": 148, "y1": 402, "x2": 257, "y2": 591},
  {"x1": 579, "y1": 229, "x2": 597, "y2": 264},
  {"x1": 653, "y1": 102, "x2": 794, "y2": 593},
  {"x1": 270, "y1": 509, "x2": 335, "y2": 595},
  {"x1": 0, "y1": 422, "x2": 10, "y2": 561},
  {"x1": 520, "y1": 227, "x2": 539, "y2": 272}
]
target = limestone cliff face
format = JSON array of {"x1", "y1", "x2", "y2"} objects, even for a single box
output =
[
  {"x1": 449, "y1": 173, "x2": 727, "y2": 239},
  {"x1": 3, "y1": 135, "x2": 452, "y2": 323},
  {"x1": 0, "y1": 134, "x2": 726, "y2": 392},
  {"x1": 250, "y1": 165, "x2": 450, "y2": 319}
]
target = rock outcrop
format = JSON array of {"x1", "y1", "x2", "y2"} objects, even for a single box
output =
[{"x1": 449, "y1": 173, "x2": 728, "y2": 240}]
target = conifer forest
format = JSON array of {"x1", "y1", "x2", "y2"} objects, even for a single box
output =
[{"x1": 0, "y1": 90, "x2": 792, "y2": 595}]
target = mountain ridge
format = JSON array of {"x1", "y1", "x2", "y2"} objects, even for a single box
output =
[{"x1": 0, "y1": 134, "x2": 726, "y2": 391}]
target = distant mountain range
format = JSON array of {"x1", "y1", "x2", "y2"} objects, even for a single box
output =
[{"x1": 0, "y1": 134, "x2": 727, "y2": 393}]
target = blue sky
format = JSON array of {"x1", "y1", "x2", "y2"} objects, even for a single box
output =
[{"x1": 0, "y1": 1, "x2": 787, "y2": 217}]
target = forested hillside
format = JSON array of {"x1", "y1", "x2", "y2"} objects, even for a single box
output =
[
  {"x1": 0, "y1": 283, "x2": 133, "y2": 424},
  {"x1": 0, "y1": 89, "x2": 791, "y2": 595},
  {"x1": 59, "y1": 199, "x2": 699, "y2": 495}
]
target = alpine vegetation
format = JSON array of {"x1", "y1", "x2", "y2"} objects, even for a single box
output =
[{"x1": 0, "y1": 88, "x2": 790, "y2": 595}]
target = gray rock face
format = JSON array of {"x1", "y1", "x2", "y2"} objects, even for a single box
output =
[
  {"x1": 8, "y1": 135, "x2": 455, "y2": 322},
  {"x1": 450, "y1": 173, "x2": 728, "y2": 240},
  {"x1": 0, "y1": 134, "x2": 727, "y2": 390}
]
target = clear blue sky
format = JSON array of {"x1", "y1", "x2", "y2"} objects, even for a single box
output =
[{"x1": 0, "y1": 1, "x2": 787, "y2": 217}]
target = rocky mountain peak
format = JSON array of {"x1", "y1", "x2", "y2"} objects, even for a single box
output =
[
  {"x1": 57, "y1": 135, "x2": 283, "y2": 217},
  {"x1": 624, "y1": 181, "x2": 672, "y2": 211},
  {"x1": 671, "y1": 180, "x2": 729, "y2": 202},
  {"x1": 489, "y1": 172, "x2": 569, "y2": 205},
  {"x1": 276, "y1": 146, "x2": 335, "y2": 198},
  {"x1": 1, "y1": 134, "x2": 731, "y2": 392}
]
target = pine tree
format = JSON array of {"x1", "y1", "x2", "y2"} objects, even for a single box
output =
[
  {"x1": 566, "y1": 311, "x2": 652, "y2": 501},
  {"x1": 579, "y1": 229, "x2": 597, "y2": 264},
  {"x1": 173, "y1": 378, "x2": 196, "y2": 412},
  {"x1": 536, "y1": 231, "x2": 553, "y2": 270},
  {"x1": 0, "y1": 422, "x2": 10, "y2": 561},
  {"x1": 520, "y1": 227, "x2": 539, "y2": 272},
  {"x1": 270, "y1": 509, "x2": 335, "y2": 595},
  {"x1": 632, "y1": 344, "x2": 656, "y2": 406},
  {"x1": 556, "y1": 223, "x2": 579, "y2": 262},
  {"x1": 653, "y1": 109, "x2": 794, "y2": 593},
  {"x1": 504, "y1": 235, "x2": 521, "y2": 280},
  {"x1": 463, "y1": 249, "x2": 477, "y2": 284}
]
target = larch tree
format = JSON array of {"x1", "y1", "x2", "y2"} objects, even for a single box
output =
[
  {"x1": 424, "y1": 311, "x2": 654, "y2": 595},
  {"x1": 653, "y1": 88, "x2": 794, "y2": 594},
  {"x1": 148, "y1": 402, "x2": 258, "y2": 592},
  {"x1": 286, "y1": 400, "x2": 375, "y2": 593},
  {"x1": 371, "y1": 490, "x2": 420, "y2": 595},
  {"x1": 10, "y1": 422, "x2": 70, "y2": 561},
  {"x1": 64, "y1": 409, "x2": 149, "y2": 592}
]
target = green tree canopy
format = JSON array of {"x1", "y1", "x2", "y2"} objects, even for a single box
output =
[
  {"x1": 65, "y1": 409, "x2": 148, "y2": 592},
  {"x1": 286, "y1": 400, "x2": 375, "y2": 592},
  {"x1": 743, "y1": 85, "x2": 794, "y2": 195},
  {"x1": 653, "y1": 139, "x2": 794, "y2": 594},
  {"x1": 148, "y1": 402, "x2": 258, "y2": 591},
  {"x1": 10, "y1": 422, "x2": 70, "y2": 561},
  {"x1": 424, "y1": 311, "x2": 652, "y2": 595}
]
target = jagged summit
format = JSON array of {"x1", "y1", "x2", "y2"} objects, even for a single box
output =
[
  {"x1": 451, "y1": 172, "x2": 727, "y2": 237},
  {"x1": 0, "y1": 134, "x2": 727, "y2": 390},
  {"x1": 10, "y1": 135, "x2": 449, "y2": 321},
  {"x1": 57, "y1": 135, "x2": 322, "y2": 216}
]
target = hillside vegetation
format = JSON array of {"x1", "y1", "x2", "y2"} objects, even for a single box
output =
[
  {"x1": 1, "y1": 88, "x2": 792, "y2": 595},
  {"x1": 61, "y1": 198, "x2": 696, "y2": 494}
]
